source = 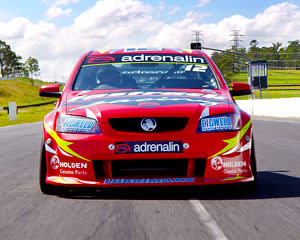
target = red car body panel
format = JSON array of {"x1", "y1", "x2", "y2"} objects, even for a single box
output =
[{"x1": 41, "y1": 48, "x2": 254, "y2": 188}]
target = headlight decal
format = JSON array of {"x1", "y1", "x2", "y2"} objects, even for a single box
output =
[
  {"x1": 197, "y1": 113, "x2": 240, "y2": 133},
  {"x1": 200, "y1": 116, "x2": 232, "y2": 132},
  {"x1": 62, "y1": 118, "x2": 94, "y2": 133},
  {"x1": 57, "y1": 115, "x2": 100, "y2": 134},
  {"x1": 209, "y1": 119, "x2": 251, "y2": 159},
  {"x1": 44, "y1": 122, "x2": 90, "y2": 162}
]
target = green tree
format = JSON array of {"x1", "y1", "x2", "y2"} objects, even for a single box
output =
[
  {"x1": 211, "y1": 51, "x2": 235, "y2": 84},
  {"x1": 22, "y1": 63, "x2": 29, "y2": 77},
  {"x1": 25, "y1": 57, "x2": 40, "y2": 79},
  {"x1": 0, "y1": 40, "x2": 22, "y2": 78},
  {"x1": 283, "y1": 40, "x2": 300, "y2": 69},
  {"x1": 248, "y1": 40, "x2": 260, "y2": 60}
]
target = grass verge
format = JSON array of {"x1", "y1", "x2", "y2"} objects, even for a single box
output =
[
  {"x1": 0, "y1": 79, "x2": 54, "y2": 106},
  {"x1": 0, "y1": 104, "x2": 54, "y2": 127},
  {"x1": 230, "y1": 70, "x2": 300, "y2": 99}
]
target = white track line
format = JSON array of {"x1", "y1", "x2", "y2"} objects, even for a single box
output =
[
  {"x1": 0, "y1": 121, "x2": 42, "y2": 129},
  {"x1": 254, "y1": 117, "x2": 300, "y2": 124},
  {"x1": 190, "y1": 199, "x2": 228, "y2": 240}
]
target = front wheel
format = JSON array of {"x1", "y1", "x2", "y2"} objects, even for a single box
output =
[
  {"x1": 240, "y1": 138, "x2": 257, "y2": 194},
  {"x1": 40, "y1": 141, "x2": 55, "y2": 194},
  {"x1": 40, "y1": 141, "x2": 65, "y2": 195},
  {"x1": 230, "y1": 137, "x2": 257, "y2": 195},
  {"x1": 40, "y1": 143, "x2": 53, "y2": 194}
]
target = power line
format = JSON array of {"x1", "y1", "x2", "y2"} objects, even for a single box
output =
[
  {"x1": 249, "y1": 51, "x2": 300, "y2": 55},
  {"x1": 191, "y1": 30, "x2": 204, "y2": 44},
  {"x1": 230, "y1": 30, "x2": 244, "y2": 50},
  {"x1": 267, "y1": 59, "x2": 299, "y2": 62}
]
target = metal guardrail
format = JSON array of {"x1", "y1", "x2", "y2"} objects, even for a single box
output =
[
  {"x1": 269, "y1": 84, "x2": 300, "y2": 87},
  {"x1": 1, "y1": 101, "x2": 56, "y2": 113},
  {"x1": 268, "y1": 89, "x2": 300, "y2": 91},
  {"x1": 268, "y1": 84, "x2": 300, "y2": 91},
  {"x1": 227, "y1": 84, "x2": 300, "y2": 94}
]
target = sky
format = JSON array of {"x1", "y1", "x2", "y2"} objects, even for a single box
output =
[{"x1": 0, "y1": 0, "x2": 300, "y2": 82}]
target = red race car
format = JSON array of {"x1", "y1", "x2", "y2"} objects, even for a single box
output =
[{"x1": 39, "y1": 48, "x2": 256, "y2": 194}]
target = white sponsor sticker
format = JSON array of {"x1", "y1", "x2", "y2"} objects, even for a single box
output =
[{"x1": 211, "y1": 156, "x2": 247, "y2": 171}]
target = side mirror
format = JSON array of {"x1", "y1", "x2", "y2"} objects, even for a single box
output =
[
  {"x1": 230, "y1": 82, "x2": 252, "y2": 96},
  {"x1": 39, "y1": 84, "x2": 61, "y2": 98}
]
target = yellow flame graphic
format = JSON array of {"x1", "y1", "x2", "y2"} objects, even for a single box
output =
[
  {"x1": 44, "y1": 123, "x2": 90, "y2": 162},
  {"x1": 209, "y1": 119, "x2": 251, "y2": 159}
]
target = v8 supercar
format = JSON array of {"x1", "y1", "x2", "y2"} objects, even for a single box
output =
[{"x1": 39, "y1": 48, "x2": 257, "y2": 194}]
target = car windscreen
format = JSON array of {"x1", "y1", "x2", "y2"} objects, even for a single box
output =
[{"x1": 72, "y1": 54, "x2": 220, "y2": 90}]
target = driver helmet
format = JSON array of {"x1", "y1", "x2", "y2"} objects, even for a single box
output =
[{"x1": 96, "y1": 66, "x2": 121, "y2": 87}]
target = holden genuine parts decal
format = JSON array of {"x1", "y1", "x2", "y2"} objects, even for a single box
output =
[{"x1": 67, "y1": 90, "x2": 230, "y2": 112}]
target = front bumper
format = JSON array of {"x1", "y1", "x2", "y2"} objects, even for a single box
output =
[{"x1": 44, "y1": 120, "x2": 254, "y2": 188}]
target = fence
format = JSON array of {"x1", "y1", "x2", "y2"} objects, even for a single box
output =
[
  {"x1": 0, "y1": 77, "x2": 16, "y2": 81},
  {"x1": 268, "y1": 84, "x2": 300, "y2": 91},
  {"x1": 1, "y1": 101, "x2": 56, "y2": 114}
]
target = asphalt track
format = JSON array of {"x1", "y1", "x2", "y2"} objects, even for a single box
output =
[{"x1": 1, "y1": 119, "x2": 300, "y2": 240}]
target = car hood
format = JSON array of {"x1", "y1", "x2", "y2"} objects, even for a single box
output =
[{"x1": 65, "y1": 89, "x2": 234, "y2": 123}]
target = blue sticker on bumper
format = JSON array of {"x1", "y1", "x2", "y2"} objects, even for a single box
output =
[{"x1": 104, "y1": 178, "x2": 195, "y2": 184}]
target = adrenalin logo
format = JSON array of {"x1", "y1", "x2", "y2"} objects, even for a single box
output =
[
  {"x1": 83, "y1": 54, "x2": 206, "y2": 66},
  {"x1": 86, "y1": 56, "x2": 116, "y2": 64},
  {"x1": 115, "y1": 141, "x2": 183, "y2": 154},
  {"x1": 120, "y1": 54, "x2": 205, "y2": 63}
]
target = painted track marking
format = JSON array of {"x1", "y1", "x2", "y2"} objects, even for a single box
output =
[{"x1": 190, "y1": 199, "x2": 228, "y2": 240}]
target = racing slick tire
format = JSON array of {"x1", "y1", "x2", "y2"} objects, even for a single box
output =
[
  {"x1": 40, "y1": 142, "x2": 57, "y2": 195},
  {"x1": 246, "y1": 137, "x2": 257, "y2": 192},
  {"x1": 39, "y1": 138, "x2": 66, "y2": 195},
  {"x1": 228, "y1": 137, "x2": 257, "y2": 195},
  {"x1": 237, "y1": 137, "x2": 257, "y2": 194}
]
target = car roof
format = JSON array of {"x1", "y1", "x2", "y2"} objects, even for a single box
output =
[{"x1": 87, "y1": 48, "x2": 204, "y2": 56}]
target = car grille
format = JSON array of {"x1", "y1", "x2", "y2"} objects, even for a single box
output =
[
  {"x1": 92, "y1": 158, "x2": 206, "y2": 178},
  {"x1": 108, "y1": 117, "x2": 188, "y2": 132}
]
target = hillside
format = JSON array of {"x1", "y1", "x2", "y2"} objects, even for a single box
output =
[
  {"x1": 0, "y1": 78, "x2": 55, "y2": 107},
  {"x1": 0, "y1": 78, "x2": 58, "y2": 127}
]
